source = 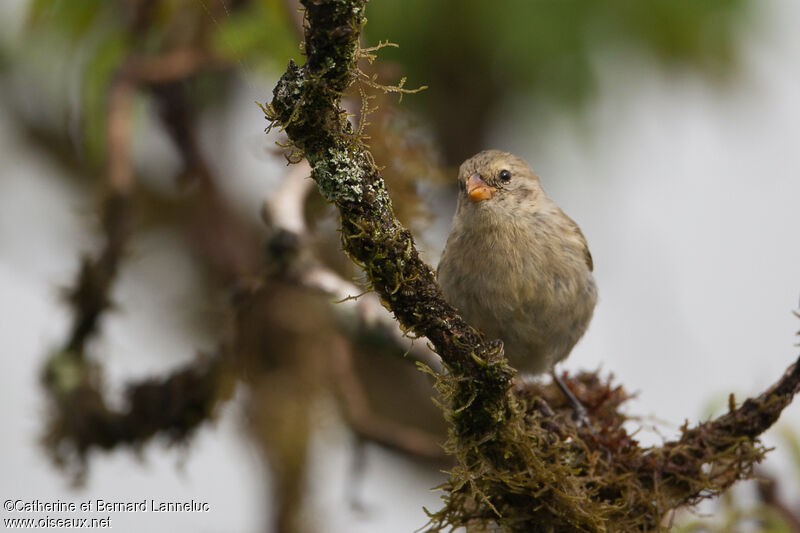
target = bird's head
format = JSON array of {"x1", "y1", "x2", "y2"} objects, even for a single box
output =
[{"x1": 456, "y1": 150, "x2": 545, "y2": 218}]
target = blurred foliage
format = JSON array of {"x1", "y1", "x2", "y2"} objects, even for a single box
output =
[
  {"x1": 8, "y1": 0, "x2": 752, "y2": 168},
  {"x1": 15, "y1": 0, "x2": 301, "y2": 167},
  {"x1": 28, "y1": 0, "x2": 110, "y2": 39},
  {"x1": 362, "y1": 0, "x2": 750, "y2": 161},
  {"x1": 211, "y1": 0, "x2": 300, "y2": 69},
  {"x1": 22, "y1": 1, "x2": 128, "y2": 162},
  {"x1": 366, "y1": 0, "x2": 746, "y2": 99}
]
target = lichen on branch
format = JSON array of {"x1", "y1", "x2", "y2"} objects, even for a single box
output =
[{"x1": 264, "y1": 1, "x2": 800, "y2": 531}]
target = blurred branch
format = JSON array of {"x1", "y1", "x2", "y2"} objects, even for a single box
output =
[
  {"x1": 42, "y1": 351, "x2": 229, "y2": 476},
  {"x1": 261, "y1": 160, "x2": 446, "y2": 461},
  {"x1": 261, "y1": 159, "x2": 442, "y2": 371},
  {"x1": 152, "y1": 81, "x2": 261, "y2": 282},
  {"x1": 57, "y1": 0, "x2": 237, "y2": 357},
  {"x1": 42, "y1": 6, "x2": 439, "y2": 490},
  {"x1": 42, "y1": 3, "x2": 251, "y2": 470},
  {"x1": 756, "y1": 473, "x2": 800, "y2": 531},
  {"x1": 62, "y1": 72, "x2": 135, "y2": 355},
  {"x1": 126, "y1": 48, "x2": 230, "y2": 85},
  {"x1": 106, "y1": 79, "x2": 135, "y2": 193},
  {"x1": 329, "y1": 336, "x2": 446, "y2": 462},
  {"x1": 266, "y1": 0, "x2": 800, "y2": 530}
]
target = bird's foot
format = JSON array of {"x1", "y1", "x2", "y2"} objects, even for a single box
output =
[{"x1": 551, "y1": 371, "x2": 591, "y2": 428}]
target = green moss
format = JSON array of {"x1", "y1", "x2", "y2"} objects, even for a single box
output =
[{"x1": 426, "y1": 373, "x2": 770, "y2": 532}]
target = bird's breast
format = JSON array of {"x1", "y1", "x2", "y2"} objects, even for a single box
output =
[{"x1": 438, "y1": 213, "x2": 596, "y2": 370}]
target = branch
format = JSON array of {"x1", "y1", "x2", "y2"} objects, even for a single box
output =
[
  {"x1": 269, "y1": 0, "x2": 511, "y2": 451},
  {"x1": 329, "y1": 336, "x2": 446, "y2": 461},
  {"x1": 61, "y1": 68, "x2": 136, "y2": 356},
  {"x1": 261, "y1": 159, "x2": 442, "y2": 371},
  {"x1": 266, "y1": 1, "x2": 800, "y2": 531},
  {"x1": 756, "y1": 471, "x2": 800, "y2": 531},
  {"x1": 43, "y1": 37, "x2": 249, "y2": 472},
  {"x1": 42, "y1": 352, "x2": 227, "y2": 478},
  {"x1": 127, "y1": 48, "x2": 230, "y2": 85},
  {"x1": 270, "y1": 1, "x2": 494, "y2": 371},
  {"x1": 260, "y1": 161, "x2": 446, "y2": 459}
]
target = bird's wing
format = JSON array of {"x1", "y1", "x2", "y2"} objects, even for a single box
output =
[{"x1": 564, "y1": 214, "x2": 594, "y2": 272}]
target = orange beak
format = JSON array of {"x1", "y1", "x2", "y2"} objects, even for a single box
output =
[{"x1": 466, "y1": 173, "x2": 496, "y2": 202}]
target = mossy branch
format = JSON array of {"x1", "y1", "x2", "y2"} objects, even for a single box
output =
[
  {"x1": 265, "y1": 1, "x2": 800, "y2": 530},
  {"x1": 268, "y1": 0, "x2": 513, "y2": 439}
]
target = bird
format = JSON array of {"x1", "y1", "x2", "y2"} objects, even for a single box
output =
[{"x1": 437, "y1": 150, "x2": 597, "y2": 399}]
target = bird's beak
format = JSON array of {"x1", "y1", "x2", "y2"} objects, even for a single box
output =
[{"x1": 466, "y1": 173, "x2": 496, "y2": 202}]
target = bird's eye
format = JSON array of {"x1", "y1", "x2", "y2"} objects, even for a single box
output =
[{"x1": 499, "y1": 169, "x2": 511, "y2": 183}]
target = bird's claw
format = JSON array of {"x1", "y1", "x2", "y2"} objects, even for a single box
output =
[{"x1": 551, "y1": 371, "x2": 592, "y2": 428}]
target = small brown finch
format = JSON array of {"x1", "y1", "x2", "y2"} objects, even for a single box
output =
[{"x1": 437, "y1": 150, "x2": 597, "y2": 377}]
